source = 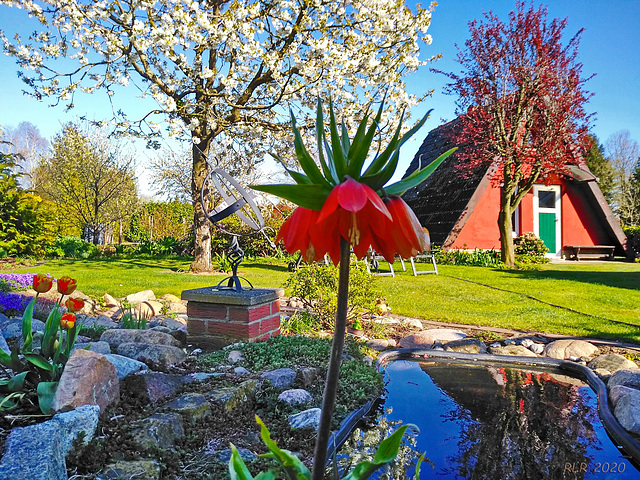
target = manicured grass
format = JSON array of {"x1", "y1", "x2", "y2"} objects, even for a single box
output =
[{"x1": 4, "y1": 257, "x2": 640, "y2": 344}]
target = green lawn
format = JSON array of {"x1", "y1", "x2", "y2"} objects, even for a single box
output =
[{"x1": 4, "y1": 257, "x2": 640, "y2": 344}]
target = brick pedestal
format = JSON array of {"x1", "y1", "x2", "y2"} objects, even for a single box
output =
[{"x1": 181, "y1": 287, "x2": 284, "y2": 350}]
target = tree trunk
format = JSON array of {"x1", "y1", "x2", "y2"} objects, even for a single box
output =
[
  {"x1": 190, "y1": 140, "x2": 213, "y2": 272},
  {"x1": 498, "y1": 201, "x2": 515, "y2": 267}
]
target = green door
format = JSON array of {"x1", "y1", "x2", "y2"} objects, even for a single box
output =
[{"x1": 539, "y1": 212, "x2": 556, "y2": 253}]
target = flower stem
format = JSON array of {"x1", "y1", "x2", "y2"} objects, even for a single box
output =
[{"x1": 312, "y1": 237, "x2": 351, "y2": 480}]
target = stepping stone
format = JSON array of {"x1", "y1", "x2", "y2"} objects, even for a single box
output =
[
  {"x1": 398, "y1": 329, "x2": 466, "y2": 348},
  {"x1": 543, "y1": 339, "x2": 599, "y2": 360}
]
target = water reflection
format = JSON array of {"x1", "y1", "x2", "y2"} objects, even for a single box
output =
[{"x1": 336, "y1": 360, "x2": 638, "y2": 479}]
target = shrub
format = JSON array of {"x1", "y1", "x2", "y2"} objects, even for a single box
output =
[
  {"x1": 45, "y1": 236, "x2": 99, "y2": 259},
  {"x1": 284, "y1": 260, "x2": 381, "y2": 329},
  {"x1": 434, "y1": 247, "x2": 502, "y2": 267},
  {"x1": 514, "y1": 232, "x2": 549, "y2": 258},
  {"x1": 127, "y1": 201, "x2": 193, "y2": 243}
]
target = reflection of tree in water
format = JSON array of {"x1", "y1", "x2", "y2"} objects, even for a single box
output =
[
  {"x1": 334, "y1": 409, "x2": 425, "y2": 479},
  {"x1": 426, "y1": 364, "x2": 599, "y2": 480}
]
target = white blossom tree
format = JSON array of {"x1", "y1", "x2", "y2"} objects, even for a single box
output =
[{"x1": 0, "y1": 0, "x2": 436, "y2": 271}]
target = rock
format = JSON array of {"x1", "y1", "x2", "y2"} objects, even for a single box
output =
[
  {"x1": 288, "y1": 408, "x2": 322, "y2": 430},
  {"x1": 594, "y1": 368, "x2": 612, "y2": 382},
  {"x1": 298, "y1": 367, "x2": 320, "y2": 387},
  {"x1": 588, "y1": 353, "x2": 638, "y2": 374},
  {"x1": 401, "y1": 318, "x2": 423, "y2": 329},
  {"x1": 126, "y1": 289, "x2": 156, "y2": 304},
  {"x1": 228, "y1": 350, "x2": 245, "y2": 364},
  {"x1": 116, "y1": 342, "x2": 187, "y2": 369},
  {"x1": 372, "y1": 317, "x2": 400, "y2": 325},
  {"x1": 609, "y1": 385, "x2": 637, "y2": 408},
  {"x1": 160, "y1": 293, "x2": 183, "y2": 303},
  {"x1": 131, "y1": 412, "x2": 185, "y2": 449},
  {"x1": 137, "y1": 300, "x2": 165, "y2": 317},
  {"x1": 103, "y1": 293, "x2": 119, "y2": 307},
  {"x1": 149, "y1": 325, "x2": 171, "y2": 334},
  {"x1": 100, "y1": 329, "x2": 182, "y2": 348},
  {"x1": 188, "y1": 372, "x2": 224, "y2": 382},
  {"x1": 0, "y1": 332, "x2": 10, "y2": 354},
  {"x1": 363, "y1": 356, "x2": 373, "y2": 366},
  {"x1": 104, "y1": 353, "x2": 149, "y2": 379},
  {"x1": 164, "y1": 393, "x2": 211, "y2": 423},
  {"x1": 122, "y1": 372, "x2": 190, "y2": 403},
  {"x1": 72, "y1": 340, "x2": 112, "y2": 355},
  {"x1": 168, "y1": 302, "x2": 188, "y2": 314},
  {"x1": 215, "y1": 448, "x2": 258, "y2": 464},
  {"x1": 0, "y1": 405, "x2": 99, "y2": 480},
  {"x1": 278, "y1": 389, "x2": 313, "y2": 406},
  {"x1": 544, "y1": 339, "x2": 599, "y2": 360},
  {"x1": 261, "y1": 367, "x2": 296, "y2": 389},
  {"x1": 234, "y1": 366, "x2": 250, "y2": 374},
  {"x1": 529, "y1": 343, "x2": 545, "y2": 355},
  {"x1": 52, "y1": 350, "x2": 119, "y2": 413},
  {"x1": 366, "y1": 339, "x2": 390, "y2": 351},
  {"x1": 614, "y1": 389, "x2": 640, "y2": 435},
  {"x1": 149, "y1": 316, "x2": 187, "y2": 330},
  {"x1": 101, "y1": 460, "x2": 162, "y2": 480},
  {"x1": 387, "y1": 338, "x2": 397, "y2": 347},
  {"x1": 608, "y1": 369, "x2": 640, "y2": 390},
  {"x1": 443, "y1": 338, "x2": 487, "y2": 354},
  {"x1": 3, "y1": 319, "x2": 46, "y2": 339},
  {"x1": 489, "y1": 345, "x2": 538, "y2": 357},
  {"x1": 208, "y1": 379, "x2": 258, "y2": 411},
  {"x1": 398, "y1": 329, "x2": 466, "y2": 348},
  {"x1": 520, "y1": 339, "x2": 534, "y2": 348}
]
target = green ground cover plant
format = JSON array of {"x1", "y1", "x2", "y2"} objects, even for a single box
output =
[{"x1": 3, "y1": 257, "x2": 639, "y2": 344}]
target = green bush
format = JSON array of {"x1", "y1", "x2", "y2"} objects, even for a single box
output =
[
  {"x1": 127, "y1": 201, "x2": 193, "y2": 243},
  {"x1": 434, "y1": 247, "x2": 502, "y2": 267},
  {"x1": 45, "y1": 236, "x2": 99, "y2": 259},
  {"x1": 284, "y1": 259, "x2": 381, "y2": 329},
  {"x1": 623, "y1": 225, "x2": 640, "y2": 260},
  {"x1": 514, "y1": 232, "x2": 549, "y2": 257}
]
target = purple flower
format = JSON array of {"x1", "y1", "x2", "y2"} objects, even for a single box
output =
[
  {"x1": 0, "y1": 292, "x2": 31, "y2": 315},
  {"x1": 0, "y1": 272, "x2": 37, "y2": 291}
]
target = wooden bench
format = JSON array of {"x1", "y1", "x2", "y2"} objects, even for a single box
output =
[{"x1": 563, "y1": 245, "x2": 615, "y2": 261}]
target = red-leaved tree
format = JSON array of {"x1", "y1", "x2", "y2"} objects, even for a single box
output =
[{"x1": 435, "y1": 1, "x2": 592, "y2": 266}]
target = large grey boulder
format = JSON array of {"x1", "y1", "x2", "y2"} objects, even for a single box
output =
[
  {"x1": 614, "y1": 388, "x2": 640, "y2": 435},
  {"x1": 104, "y1": 353, "x2": 149, "y2": 379},
  {"x1": 163, "y1": 393, "x2": 211, "y2": 423},
  {"x1": 208, "y1": 379, "x2": 258, "y2": 411},
  {"x1": 609, "y1": 385, "x2": 638, "y2": 409},
  {"x1": 261, "y1": 367, "x2": 296, "y2": 389},
  {"x1": 398, "y1": 329, "x2": 466, "y2": 348},
  {"x1": 116, "y1": 342, "x2": 187, "y2": 368},
  {"x1": 0, "y1": 405, "x2": 99, "y2": 480},
  {"x1": 130, "y1": 412, "x2": 185, "y2": 450},
  {"x1": 278, "y1": 389, "x2": 313, "y2": 406},
  {"x1": 52, "y1": 350, "x2": 119, "y2": 413},
  {"x1": 288, "y1": 408, "x2": 322, "y2": 430},
  {"x1": 544, "y1": 339, "x2": 599, "y2": 360},
  {"x1": 72, "y1": 340, "x2": 111, "y2": 355},
  {"x1": 608, "y1": 369, "x2": 640, "y2": 390},
  {"x1": 122, "y1": 372, "x2": 190, "y2": 403},
  {"x1": 101, "y1": 329, "x2": 182, "y2": 348},
  {"x1": 588, "y1": 353, "x2": 638, "y2": 374}
]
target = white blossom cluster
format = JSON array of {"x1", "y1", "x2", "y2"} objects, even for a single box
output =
[{"x1": 1, "y1": 0, "x2": 435, "y2": 166}]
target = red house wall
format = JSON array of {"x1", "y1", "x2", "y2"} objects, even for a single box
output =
[{"x1": 448, "y1": 179, "x2": 608, "y2": 250}]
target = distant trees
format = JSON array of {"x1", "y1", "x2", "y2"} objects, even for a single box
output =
[
  {"x1": 0, "y1": 122, "x2": 49, "y2": 189},
  {"x1": 606, "y1": 130, "x2": 640, "y2": 226},
  {"x1": 585, "y1": 134, "x2": 615, "y2": 202},
  {"x1": 34, "y1": 123, "x2": 139, "y2": 244},
  {"x1": 436, "y1": 2, "x2": 592, "y2": 266}
]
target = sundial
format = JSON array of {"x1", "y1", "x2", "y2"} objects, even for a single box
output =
[{"x1": 200, "y1": 153, "x2": 275, "y2": 292}]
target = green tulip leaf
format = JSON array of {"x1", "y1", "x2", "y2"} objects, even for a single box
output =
[
  {"x1": 256, "y1": 416, "x2": 311, "y2": 478},
  {"x1": 384, "y1": 147, "x2": 455, "y2": 196},
  {"x1": 228, "y1": 443, "x2": 255, "y2": 480},
  {"x1": 21, "y1": 297, "x2": 36, "y2": 353},
  {"x1": 250, "y1": 184, "x2": 330, "y2": 210},
  {"x1": 36, "y1": 381, "x2": 58, "y2": 415},
  {"x1": 373, "y1": 424, "x2": 416, "y2": 464},
  {"x1": 7, "y1": 371, "x2": 28, "y2": 392},
  {"x1": 0, "y1": 393, "x2": 21, "y2": 411},
  {"x1": 24, "y1": 353, "x2": 54, "y2": 373}
]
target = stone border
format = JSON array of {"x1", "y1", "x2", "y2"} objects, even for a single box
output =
[{"x1": 376, "y1": 348, "x2": 640, "y2": 465}]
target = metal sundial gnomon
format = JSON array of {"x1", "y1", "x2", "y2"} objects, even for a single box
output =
[{"x1": 200, "y1": 155, "x2": 276, "y2": 292}]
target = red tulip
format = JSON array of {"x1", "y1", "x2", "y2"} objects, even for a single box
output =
[
  {"x1": 315, "y1": 178, "x2": 392, "y2": 263},
  {"x1": 57, "y1": 276, "x2": 77, "y2": 296},
  {"x1": 65, "y1": 297, "x2": 85, "y2": 313},
  {"x1": 33, "y1": 273, "x2": 53, "y2": 293},
  {"x1": 60, "y1": 312, "x2": 76, "y2": 330},
  {"x1": 382, "y1": 196, "x2": 431, "y2": 261}
]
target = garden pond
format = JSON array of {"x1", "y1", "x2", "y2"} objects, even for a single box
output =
[{"x1": 336, "y1": 359, "x2": 640, "y2": 479}]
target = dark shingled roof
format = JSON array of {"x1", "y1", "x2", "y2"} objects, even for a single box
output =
[{"x1": 402, "y1": 120, "x2": 490, "y2": 247}]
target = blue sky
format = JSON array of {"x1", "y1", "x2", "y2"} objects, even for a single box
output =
[{"x1": 0, "y1": 1, "x2": 638, "y2": 194}]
